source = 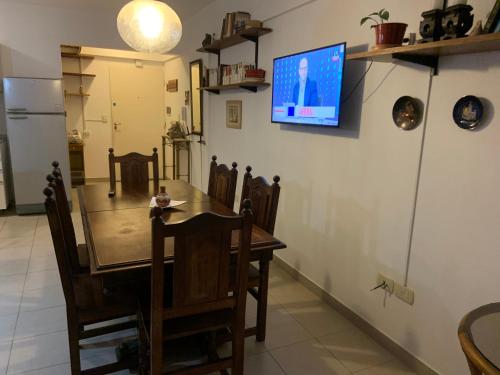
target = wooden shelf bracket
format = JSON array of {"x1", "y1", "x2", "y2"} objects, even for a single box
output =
[{"x1": 393, "y1": 54, "x2": 440, "y2": 74}]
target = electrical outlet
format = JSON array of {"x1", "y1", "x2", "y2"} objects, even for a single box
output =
[
  {"x1": 376, "y1": 273, "x2": 394, "y2": 294},
  {"x1": 395, "y1": 283, "x2": 414, "y2": 305}
]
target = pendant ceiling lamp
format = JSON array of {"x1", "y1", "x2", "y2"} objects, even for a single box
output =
[{"x1": 117, "y1": 0, "x2": 182, "y2": 54}]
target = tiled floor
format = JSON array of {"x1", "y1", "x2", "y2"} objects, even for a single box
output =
[{"x1": 0, "y1": 196, "x2": 417, "y2": 375}]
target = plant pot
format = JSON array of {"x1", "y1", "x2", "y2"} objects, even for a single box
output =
[{"x1": 372, "y1": 22, "x2": 408, "y2": 49}]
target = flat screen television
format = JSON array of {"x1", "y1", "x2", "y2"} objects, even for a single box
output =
[{"x1": 271, "y1": 42, "x2": 346, "y2": 127}]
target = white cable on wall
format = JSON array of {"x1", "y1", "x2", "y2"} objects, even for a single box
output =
[{"x1": 403, "y1": 68, "x2": 434, "y2": 287}]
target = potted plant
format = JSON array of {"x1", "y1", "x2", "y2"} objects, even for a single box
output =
[{"x1": 361, "y1": 9, "x2": 407, "y2": 49}]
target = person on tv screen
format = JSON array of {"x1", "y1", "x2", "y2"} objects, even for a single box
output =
[{"x1": 292, "y1": 57, "x2": 320, "y2": 107}]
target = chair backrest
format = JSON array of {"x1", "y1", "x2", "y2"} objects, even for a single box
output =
[
  {"x1": 47, "y1": 161, "x2": 81, "y2": 273},
  {"x1": 458, "y1": 303, "x2": 500, "y2": 375},
  {"x1": 207, "y1": 155, "x2": 238, "y2": 210},
  {"x1": 43, "y1": 187, "x2": 78, "y2": 316},
  {"x1": 240, "y1": 166, "x2": 281, "y2": 235},
  {"x1": 149, "y1": 200, "x2": 253, "y2": 373},
  {"x1": 108, "y1": 148, "x2": 159, "y2": 195}
]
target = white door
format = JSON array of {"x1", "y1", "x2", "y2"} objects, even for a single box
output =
[{"x1": 109, "y1": 63, "x2": 165, "y2": 160}]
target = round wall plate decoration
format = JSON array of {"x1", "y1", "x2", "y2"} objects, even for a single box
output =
[
  {"x1": 392, "y1": 96, "x2": 422, "y2": 131},
  {"x1": 453, "y1": 95, "x2": 483, "y2": 130}
]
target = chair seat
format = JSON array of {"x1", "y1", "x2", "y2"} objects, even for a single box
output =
[
  {"x1": 75, "y1": 275, "x2": 137, "y2": 325},
  {"x1": 230, "y1": 264, "x2": 260, "y2": 290}
]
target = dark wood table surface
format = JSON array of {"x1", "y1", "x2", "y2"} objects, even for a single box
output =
[{"x1": 78, "y1": 180, "x2": 286, "y2": 275}]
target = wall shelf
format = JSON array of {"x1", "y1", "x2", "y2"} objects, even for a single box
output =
[
  {"x1": 196, "y1": 26, "x2": 272, "y2": 94},
  {"x1": 65, "y1": 92, "x2": 90, "y2": 97},
  {"x1": 63, "y1": 72, "x2": 96, "y2": 78},
  {"x1": 61, "y1": 53, "x2": 94, "y2": 60},
  {"x1": 200, "y1": 81, "x2": 270, "y2": 94},
  {"x1": 196, "y1": 27, "x2": 272, "y2": 54},
  {"x1": 347, "y1": 33, "x2": 500, "y2": 74}
]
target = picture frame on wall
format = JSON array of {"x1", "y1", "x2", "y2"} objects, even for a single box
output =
[
  {"x1": 484, "y1": 0, "x2": 500, "y2": 33},
  {"x1": 226, "y1": 100, "x2": 242, "y2": 129}
]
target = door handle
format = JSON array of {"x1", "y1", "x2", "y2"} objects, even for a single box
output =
[
  {"x1": 7, "y1": 107, "x2": 27, "y2": 112},
  {"x1": 113, "y1": 122, "x2": 122, "y2": 130},
  {"x1": 8, "y1": 116, "x2": 28, "y2": 120}
]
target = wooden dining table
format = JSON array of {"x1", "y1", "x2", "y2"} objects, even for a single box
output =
[{"x1": 77, "y1": 180, "x2": 287, "y2": 340}]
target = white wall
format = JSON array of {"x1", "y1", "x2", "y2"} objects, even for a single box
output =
[{"x1": 164, "y1": 1, "x2": 500, "y2": 374}]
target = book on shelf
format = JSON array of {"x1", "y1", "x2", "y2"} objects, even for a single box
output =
[
  {"x1": 245, "y1": 20, "x2": 263, "y2": 29},
  {"x1": 233, "y1": 11, "x2": 251, "y2": 33},
  {"x1": 221, "y1": 11, "x2": 253, "y2": 38},
  {"x1": 219, "y1": 63, "x2": 266, "y2": 85}
]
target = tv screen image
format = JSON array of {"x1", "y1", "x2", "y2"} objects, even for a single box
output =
[{"x1": 271, "y1": 42, "x2": 346, "y2": 127}]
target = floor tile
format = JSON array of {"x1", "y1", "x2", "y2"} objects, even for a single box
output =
[
  {"x1": 262, "y1": 306, "x2": 312, "y2": 350},
  {"x1": 244, "y1": 352, "x2": 286, "y2": 375},
  {"x1": 13, "y1": 363, "x2": 70, "y2": 375},
  {"x1": 0, "y1": 314, "x2": 17, "y2": 343},
  {"x1": 269, "y1": 278, "x2": 321, "y2": 307},
  {"x1": 319, "y1": 328, "x2": 395, "y2": 373},
  {"x1": 271, "y1": 338, "x2": 350, "y2": 375},
  {"x1": 0, "y1": 216, "x2": 37, "y2": 239},
  {"x1": 0, "y1": 274, "x2": 25, "y2": 317},
  {"x1": 0, "y1": 238, "x2": 33, "y2": 250},
  {"x1": 284, "y1": 300, "x2": 356, "y2": 338},
  {"x1": 8, "y1": 330, "x2": 70, "y2": 374},
  {"x1": 20, "y1": 284, "x2": 65, "y2": 313},
  {"x1": 14, "y1": 306, "x2": 67, "y2": 339},
  {"x1": 0, "y1": 247, "x2": 31, "y2": 277},
  {"x1": 355, "y1": 359, "x2": 417, "y2": 375},
  {"x1": 23, "y1": 270, "x2": 60, "y2": 291},
  {"x1": 0, "y1": 341, "x2": 12, "y2": 375},
  {"x1": 26, "y1": 253, "x2": 58, "y2": 273}
]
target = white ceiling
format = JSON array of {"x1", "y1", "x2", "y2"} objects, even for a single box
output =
[{"x1": 2, "y1": 0, "x2": 215, "y2": 21}]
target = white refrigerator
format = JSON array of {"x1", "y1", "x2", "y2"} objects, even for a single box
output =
[{"x1": 3, "y1": 77, "x2": 71, "y2": 214}]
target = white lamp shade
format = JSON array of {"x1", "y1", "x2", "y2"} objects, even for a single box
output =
[{"x1": 117, "y1": 0, "x2": 182, "y2": 54}]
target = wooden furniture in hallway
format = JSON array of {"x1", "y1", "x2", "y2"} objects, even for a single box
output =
[
  {"x1": 68, "y1": 143, "x2": 85, "y2": 187},
  {"x1": 139, "y1": 201, "x2": 253, "y2": 374},
  {"x1": 239, "y1": 166, "x2": 281, "y2": 341},
  {"x1": 44, "y1": 184, "x2": 138, "y2": 375},
  {"x1": 108, "y1": 147, "x2": 159, "y2": 197},
  {"x1": 161, "y1": 136, "x2": 191, "y2": 182},
  {"x1": 458, "y1": 303, "x2": 500, "y2": 375},
  {"x1": 207, "y1": 155, "x2": 238, "y2": 210}
]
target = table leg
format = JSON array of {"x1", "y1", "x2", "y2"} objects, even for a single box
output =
[{"x1": 256, "y1": 259, "x2": 270, "y2": 342}]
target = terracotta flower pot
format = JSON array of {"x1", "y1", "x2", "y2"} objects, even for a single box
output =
[{"x1": 372, "y1": 22, "x2": 408, "y2": 49}]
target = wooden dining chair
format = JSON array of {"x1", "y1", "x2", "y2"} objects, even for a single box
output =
[
  {"x1": 458, "y1": 303, "x2": 500, "y2": 375},
  {"x1": 44, "y1": 185, "x2": 139, "y2": 375},
  {"x1": 239, "y1": 166, "x2": 281, "y2": 342},
  {"x1": 207, "y1": 155, "x2": 238, "y2": 210},
  {"x1": 138, "y1": 200, "x2": 254, "y2": 375},
  {"x1": 48, "y1": 161, "x2": 88, "y2": 272},
  {"x1": 108, "y1": 148, "x2": 159, "y2": 196}
]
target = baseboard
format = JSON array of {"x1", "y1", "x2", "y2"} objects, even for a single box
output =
[{"x1": 273, "y1": 256, "x2": 439, "y2": 375}]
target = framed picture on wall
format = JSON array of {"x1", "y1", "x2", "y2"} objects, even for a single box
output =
[{"x1": 226, "y1": 100, "x2": 242, "y2": 129}]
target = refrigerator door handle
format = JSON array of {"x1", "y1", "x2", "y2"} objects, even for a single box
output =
[
  {"x1": 7, "y1": 107, "x2": 28, "y2": 112},
  {"x1": 8, "y1": 116, "x2": 29, "y2": 120}
]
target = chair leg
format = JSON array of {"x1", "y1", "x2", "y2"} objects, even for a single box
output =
[
  {"x1": 231, "y1": 325, "x2": 244, "y2": 375},
  {"x1": 256, "y1": 260, "x2": 270, "y2": 342},
  {"x1": 68, "y1": 323, "x2": 82, "y2": 375}
]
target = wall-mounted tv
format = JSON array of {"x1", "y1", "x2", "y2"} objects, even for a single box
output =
[{"x1": 271, "y1": 42, "x2": 346, "y2": 127}]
